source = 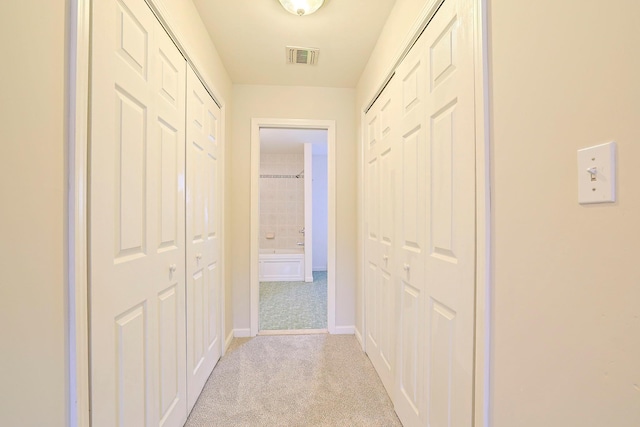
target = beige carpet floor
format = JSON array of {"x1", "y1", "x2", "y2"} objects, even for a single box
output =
[{"x1": 185, "y1": 334, "x2": 402, "y2": 427}]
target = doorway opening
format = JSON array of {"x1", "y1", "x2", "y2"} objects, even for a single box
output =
[
  {"x1": 258, "y1": 129, "x2": 328, "y2": 332},
  {"x1": 250, "y1": 119, "x2": 336, "y2": 336}
]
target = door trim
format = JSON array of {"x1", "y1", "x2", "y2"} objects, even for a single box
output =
[
  {"x1": 473, "y1": 1, "x2": 491, "y2": 426},
  {"x1": 357, "y1": 108, "x2": 366, "y2": 352},
  {"x1": 358, "y1": 0, "x2": 490, "y2": 426},
  {"x1": 68, "y1": 1, "x2": 91, "y2": 425},
  {"x1": 250, "y1": 118, "x2": 337, "y2": 336}
]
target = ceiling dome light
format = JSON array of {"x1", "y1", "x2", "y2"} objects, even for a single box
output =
[{"x1": 278, "y1": 0, "x2": 325, "y2": 16}]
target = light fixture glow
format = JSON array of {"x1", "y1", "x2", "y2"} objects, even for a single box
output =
[{"x1": 278, "y1": 0, "x2": 325, "y2": 16}]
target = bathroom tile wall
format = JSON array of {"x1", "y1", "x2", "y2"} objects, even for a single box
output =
[{"x1": 260, "y1": 153, "x2": 305, "y2": 250}]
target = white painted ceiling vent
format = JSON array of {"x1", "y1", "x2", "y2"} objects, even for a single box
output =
[{"x1": 286, "y1": 46, "x2": 319, "y2": 65}]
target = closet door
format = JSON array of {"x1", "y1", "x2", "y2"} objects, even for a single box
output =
[
  {"x1": 186, "y1": 66, "x2": 222, "y2": 411},
  {"x1": 154, "y1": 22, "x2": 188, "y2": 427},
  {"x1": 364, "y1": 79, "x2": 398, "y2": 395},
  {"x1": 394, "y1": 31, "x2": 429, "y2": 427},
  {"x1": 89, "y1": 0, "x2": 187, "y2": 425},
  {"x1": 393, "y1": 0, "x2": 477, "y2": 425},
  {"x1": 422, "y1": 0, "x2": 476, "y2": 425}
]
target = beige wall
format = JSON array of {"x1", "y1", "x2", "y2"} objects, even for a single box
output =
[
  {"x1": 356, "y1": 0, "x2": 429, "y2": 109},
  {"x1": 354, "y1": 0, "x2": 430, "y2": 339},
  {"x1": 230, "y1": 85, "x2": 357, "y2": 331},
  {"x1": 158, "y1": 0, "x2": 232, "y2": 101},
  {"x1": 490, "y1": 0, "x2": 640, "y2": 425},
  {"x1": 0, "y1": 1, "x2": 68, "y2": 426},
  {"x1": 157, "y1": 0, "x2": 235, "y2": 339}
]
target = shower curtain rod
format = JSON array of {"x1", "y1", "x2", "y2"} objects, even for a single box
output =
[{"x1": 259, "y1": 173, "x2": 304, "y2": 179}]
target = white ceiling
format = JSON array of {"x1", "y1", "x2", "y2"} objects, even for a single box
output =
[
  {"x1": 192, "y1": 0, "x2": 396, "y2": 87},
  {"x1": 260, "y1": 128, "x2": 328, "y2": 154}
]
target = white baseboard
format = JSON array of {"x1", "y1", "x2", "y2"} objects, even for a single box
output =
[
  {"x1": 333, "y1": 325, "x2": 355, "y2": 335},
  {"x1": 224, "y1": 329, "x2": 234, "y2": 352},
  {"x1": 234, "y1": 328, "x2": 251, "y2": 338},
  {"x1": 354, "y1": 327, "x2": 364, "y2": 349}
]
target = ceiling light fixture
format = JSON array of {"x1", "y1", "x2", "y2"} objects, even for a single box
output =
[{"x1": 278, "y1": 0, "x2": 325, "y2": 16}]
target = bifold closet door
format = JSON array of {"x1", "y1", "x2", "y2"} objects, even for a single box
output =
[
  {"x1": 421, "y1": 0, "x2": 476, "y2": 424},
  {"x1": 89, "y1": 0, "x2": 187, "y2": 425},
  {"x1": 394, "y1": 0, "x2": 477, "y2": 425},
  {"x1": 364, "y1": 80, "x2": 399, "y2": 396},
  {"x1": 185, "y1": 66, "x2": 222, "y2": 411},
  {"x1": 394, "y1": 28, "x2": 429, "y2": 427}
]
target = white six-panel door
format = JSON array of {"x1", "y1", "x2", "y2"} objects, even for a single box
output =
[
  {"x1": 394, "y1": 31, "x2": 429, "y2": 426},
  {"x1": 365, "y1": 81, "x2": 399, "y2": 396},
  {"x1": 185, "y1": 66, "x2": 222, "y2": 411},
  {"x1": 422, "y1": 0, "x2": 476, "y2": 424},
  {"x1": 90, "y1": 0, "x2": 187, "y2": 425},
  {"x1": 364, "y1": 0, "x2": 476, "y2": 425}
]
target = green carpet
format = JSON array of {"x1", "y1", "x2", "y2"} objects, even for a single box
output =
[{"x1": 259, "y1": 271, "x2": 327, "y2": 330}]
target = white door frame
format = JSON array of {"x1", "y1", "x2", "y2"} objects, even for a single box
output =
[
  {"x1": 250, "y1": 118, "x2": 337, "y2": 336},
  {"x1": 303, "y1": 142, "x2": 314, "y2": 282},
  {"x1": 68, "y1": 1, "x2": 91, "y2": 425},
  {"x1": 358, "y1": 0, "x2": 490, "y2": 426},
  {"x1": 68, "y1": 0, "x2": 227, "y2": 425}
]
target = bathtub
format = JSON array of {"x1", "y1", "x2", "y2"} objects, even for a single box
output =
[{"x1": 259, "y1": 248, "x2": 305, "y2": 282}]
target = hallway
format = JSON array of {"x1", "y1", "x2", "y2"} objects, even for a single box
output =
[
  {"x1": 3, "y1": 0, "x2": 639, "y2": 426},
  {"x1": 185, "y1": 335, "x2": 401, "y2": 426}
]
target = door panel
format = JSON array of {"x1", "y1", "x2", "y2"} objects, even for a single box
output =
[
  {"x1": 393, "y1": 0, "x2": 476, "y2": 425},
  {"x1": 158, "y1": 286, "x2": 179, "y2": 422},
  {"x1": 427, "y1": 299, "x2": 456, "y2": 427},
  {"x1": 399, "y1": 283, "x2": 420, "y2": 411},
  {"x1": 114, "y1": 87, "x2": 147, "y2": 260},
  {"x1": 208, "y1": 262, "x2": 219, "y2": 347},
  {"x1": 154, "y1": 20, "x2": 187, "y2": 427},
  {"x1": 186, "y1": 66, "x2": 222, "y2": 411},
  {"x1": 158, "y1": 122, "x2": 179, "y2": 250},
  {"x1": 431, "y1": 102, "x2": 456, "y2": 259},
  {"x1": 191, "y1": 269, "x2": 205, "y2": 369},
  {"x1": 378, "y1": 96, "x2": 396, "y2": 377},
  {"x1": 364, "y1": 79, "x2": 398, "y2": 396},
  {"x1": 366, "y1": 260, "x2": 379, "y2": 346},
  {"x1": 365, "y1": 105, "x2": 380, "y2": 358},
  {"x1": 393, "y1": 31, "x2": 428, "y2": 427},
  {"x1": 90, "y1": 0, "x2": 187, "y2": 426},
  {"x1": 424, "y1": 0, "x2": 476, "y2": 425},
  {"x1": 401, "y1": 128, "x2": 422, "y2": 248},
  {"x1": 115, "y1": 304, "x2": 147, "y2": 427}
]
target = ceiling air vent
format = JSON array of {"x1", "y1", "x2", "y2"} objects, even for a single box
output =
[{"x1": 286, "y1": 46, "x2": 319, "y2": 65}]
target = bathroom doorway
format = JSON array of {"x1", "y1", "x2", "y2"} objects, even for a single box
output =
[
  {"x1": 250, "y1": 119, "x2": 336, "y2": 336},
  {"x1": 258, "y1": 129, "x2": 327, "y2": 332}
]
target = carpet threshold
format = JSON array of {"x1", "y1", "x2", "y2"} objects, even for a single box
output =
[{"x1": 258, "y1": 328, "x2": 328, "y2": 336}]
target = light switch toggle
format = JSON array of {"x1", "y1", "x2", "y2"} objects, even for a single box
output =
[{"x1": 577, "y1": 142, "x2": 616, "y2": 204}]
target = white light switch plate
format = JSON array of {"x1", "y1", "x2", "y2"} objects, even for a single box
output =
[{"x1": 577, "y1": 142, "x2": 616, "y2": 204}]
